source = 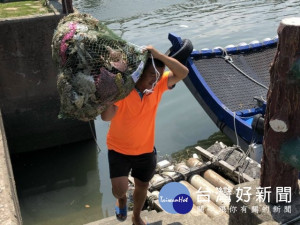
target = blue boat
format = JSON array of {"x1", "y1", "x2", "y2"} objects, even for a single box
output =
[{"x1": 168, "y1": 33, "x2": 278, "y2": 162}]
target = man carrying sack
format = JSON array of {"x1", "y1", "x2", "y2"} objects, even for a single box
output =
[{"x1": 101, "y1": 45, "x2": 188, "y2": 225}]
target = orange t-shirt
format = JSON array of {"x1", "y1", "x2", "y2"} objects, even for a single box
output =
[{"x1": 107, "y1": 71, "x2": 170, "y2": 155}]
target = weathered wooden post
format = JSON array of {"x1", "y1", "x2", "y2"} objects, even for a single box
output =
[
  {"x1": 62, "y1": 0, "x2": 74, "y2": 14},
  {"x1": 261, "y1": 17, "x2": 300, "y2": 203}
]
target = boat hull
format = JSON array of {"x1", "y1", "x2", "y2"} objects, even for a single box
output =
[{"x1": 168, "y1": 33, "x2": 277, "y2": 153}]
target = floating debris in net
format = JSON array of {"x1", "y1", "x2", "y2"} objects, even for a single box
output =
[{"x1": 52, "y1": 13, "x2": 148, "y2": 121}]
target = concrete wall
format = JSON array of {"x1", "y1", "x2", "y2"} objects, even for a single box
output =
[
  {"x1": 0, "y1": 110, "x2": 22, "y2": 224},
  {"x1": 0, "y1": 12, "x2": 95, "y2": 153}
]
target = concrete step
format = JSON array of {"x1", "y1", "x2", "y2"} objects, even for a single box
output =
[
  {"x1": 85, "y1": 209, "x2": 225, "y2": 225},
  {"x1": 85, "y1": 210, "x2": 157, "y2": 225}
]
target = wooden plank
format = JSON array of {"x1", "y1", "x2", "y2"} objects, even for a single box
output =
[
  {"x1": 195, "y1": 146, "x2": 254, "y2": 183},
  {"x1": 148, "y1": 162, "x2": 212, "y2": 191},
  {"x1": 195, "y1": 146, "x2": 215, "y2": 160},
  {"x1": 217, "y1": 161, "x2": 254, "y2": 182}
]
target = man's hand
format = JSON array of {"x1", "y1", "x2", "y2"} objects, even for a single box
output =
[
  {"x1": 145, "y1": 45, "x2": 162, "y2": 59},
  {"x1": 144, "y1": 45, "x2": 189, "y2": 87}
]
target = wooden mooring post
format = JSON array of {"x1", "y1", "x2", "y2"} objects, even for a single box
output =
[
  {"x1": 62, "y1": 0, "x2": 74, "y2": 14},
  {"x1": 261, "y1": 17, "x2": 300, "y2": 203}
]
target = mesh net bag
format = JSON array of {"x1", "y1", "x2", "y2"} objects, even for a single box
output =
[{"x1": 52, "y1": 13, "x2": 148, "y2": 121}]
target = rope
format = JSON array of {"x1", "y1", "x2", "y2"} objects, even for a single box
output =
[
  {"x1": 160, "y1": 173, "x2": 176, "y2": 182},
  {"x1": 233, "y1": 111, "x2": 252, "y2": 171},
  {"x1": 233, "y1": 112, "x2": 240, "y2": 147},
  {"x1": 232, "y1": 101, "x2": 259, "y2": 183},
  {"x1": 208, "y1": 110, "x2": 256, "y2": 184},
  {"x1": 148, "y1": 194, "x2": 158, "y2": 202},
  {"x1": 233, "y1": 145, "x2": 252, "y2": 184},
  {"x1": 211, "y1": 146, "x2": 246, "y2": 184},
  {"x1": 89, "y1": 121, "x2": 101, "y2": 153},
  {"x1": 218, "y1": 47, "x2": 268, "y2": 90},
  {"x1": 143, "y1": 54, "x2": 161, "y2": 94},
  {"x1": 126, "y1": 44, "x2": 161, "y2": 95}
]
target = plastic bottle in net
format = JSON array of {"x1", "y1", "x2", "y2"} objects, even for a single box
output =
[{"x1": 52, "y1": 13, "x2": 148, "y2": 121}]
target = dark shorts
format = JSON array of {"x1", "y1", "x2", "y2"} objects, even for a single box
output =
[{"x1": 108, "y1": 149, "x2": 157, "y2": 182}]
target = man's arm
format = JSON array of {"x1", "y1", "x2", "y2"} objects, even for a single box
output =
[
  {"x1": 101, "y1": 104, "x2": 118, "y2": 121},
  {"x1": 146, "y1": 46, "x2": 189, "y2": 87}
]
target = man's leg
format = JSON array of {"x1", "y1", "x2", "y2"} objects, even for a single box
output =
[
  {"x1": 111, "y1": 176, "x2": 128, "y2": 220},
  {"x1": 132, "y1": 177, "x2": 149, "y2": 225},
  {"x1": 108, "y1": 150, "x2": 133, "y2": 222},
  {"x1": 131, "y1": 151, "x2": 156, "y2": 225}
]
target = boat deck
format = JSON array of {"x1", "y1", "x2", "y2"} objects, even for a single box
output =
[{"x1": 193, "y1": 47, "x2": 276, "y2": 112}]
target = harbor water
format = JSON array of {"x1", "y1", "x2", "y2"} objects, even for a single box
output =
[{"x1": 12, "y1": 0, "x2": 300, "y2": 224}]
